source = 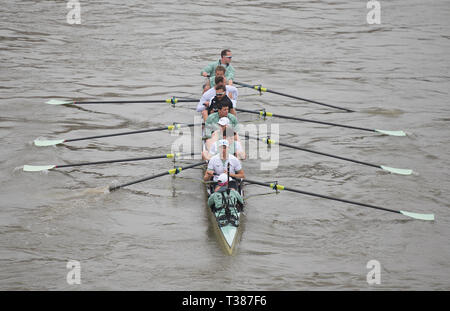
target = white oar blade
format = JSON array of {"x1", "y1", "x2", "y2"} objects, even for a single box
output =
[
  {"x1": 380, "y1": 165, "x2": 413, "y2": 175},
  {"x1": 23, "y1": 165, "x2": 56, "y2": 172},
  {"x1": 375, "y1": 129, "x2": 406, "y2": 137},
  {"x1": 400, "y1": 210, "x2": 435, "y2": 221},
  {"x1": 45, "y1": 99, "x2": 74, "y2": 105},
  {"x1": 34, "y1": 139, "x2": 65, "y2": 147}
]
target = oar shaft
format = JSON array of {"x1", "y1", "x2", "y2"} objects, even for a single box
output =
[
  {"x1": 277, "y1": 141, "x2": 380, "y2": 169},
  {"x1": 72, "y1": 99, "x2": 197, "y2": 104},
  {"x1": 234, "y1": 81, "x2": 354, "y2": 112},
  {"x1": 65, "y1": 123, "x2": 196, "y2": 143},
  {"x1": 267, "y1": 89, "x2": 354, "y2": 112},
  {"x1": 244, "y1": 179, "x2": 400, "y2": 214},
  {"x1": 244, "y1": 134, "x2": 380, "y2": 169},
  {"x1": 56, "y1": 153, "x2": 196, "y2": 168},
  {"x1": 110, "y1": 171, "x2": 168, "y2": 191},
  {"x1": 57, "y1": 155, "x2": 165, "y2": 168},
  {"x1": 109, "y1": 161, "x2": 205, "y2": 192},
  {"x1": 65, "y1": 127, "x2": 166, "y2": 142},
  {"x1": 284, "y1": 185, "x2": 398, "y2": 214},
  {"x1": 236, "y1": 108, "x2": 374, "y2": 133}
]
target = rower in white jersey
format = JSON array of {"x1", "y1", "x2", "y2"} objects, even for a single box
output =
[
  {"x1": 197, "y1": 75, "x2": 238, "y2": 121},
  {"x1": 204, "y1": 139, "x2": 245, "y2": 190},
  {"x1": 202, "y1": 117, "x2": 246, "y2": 161}
]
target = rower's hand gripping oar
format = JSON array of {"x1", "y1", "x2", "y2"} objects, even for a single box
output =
[
  {"x1": 234, "y1": 81, "x2": 354, "y2": 112},
  {"x1": 237, "y1": 108, "x2": 406, "y2": 137},
  {"x1": 244, "y1": 134, "x2": 414, "y2": 175},
  {"x1": 244, "y1": 179, "x2": 434, "y2": 221},
  {"x1": 45, "y1": 97, "x2": 197, "y2": 106},
  {"x1": 33, "y1": 122, "x2": 200, "y2": 147},
  {"x1": 22, "y1": 153, "x2": 197, "y2": 172},
  {"x1": 108, "y1": 161, "x2": 206, "y2": 192}
]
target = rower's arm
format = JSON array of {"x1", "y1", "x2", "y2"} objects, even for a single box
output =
[
  {"x1": 231, "y1": 168, "x2": 245, "y2": 180},
  {"x1": 236, "y1": 150, "x2": 246, "y2": 160},
  {"x1": 196, "y1": 100, "x2": 207, "y2": 112},
  {"x1": 226, "y1": 66, "x2": 235, "y2": 82},
  {"x1": 226, "y1": 85, "x2": 238, "y2": 102},
  {"x1": 205, "y1": 121, "x2": 219, "y2": 137},
  {"x1": 196, "y1": 99, "x2": 210, "y2": 112},
  {"x1": 201, "y1": 61, "x2": 216, "y2": 77},
  {"x1": 204, "y1": 169, "x2": 214, "y2": 181}
]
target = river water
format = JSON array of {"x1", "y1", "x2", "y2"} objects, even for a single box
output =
[{"x1": 1, "y1": 0, "x2": 449, "y2": 290}]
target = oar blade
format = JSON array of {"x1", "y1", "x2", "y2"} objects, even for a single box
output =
[
  {"x1": 34, "y1": 139, "x2": 65, "y2": 147},
  {"x1": 23, "y1": 165, "x2": 56, "y2": 172},
  {"x1": 380, "y1": 165, "x2": 413, "y2": 175},
  {"x1": 45, "y1": 99, "x2": 74, "y2": 105},
  {"x1": 375, "y1": 129, "x2": 407, "y2": 137},
  {"x1": 400, "y1": 210, "x2": 435, "y2": 221}
]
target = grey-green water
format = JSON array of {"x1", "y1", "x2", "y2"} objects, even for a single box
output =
[{"x1": 1, "y1": 0, "x2": 449, "y2": 290}]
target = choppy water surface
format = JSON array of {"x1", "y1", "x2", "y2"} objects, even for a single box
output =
[{"x1": 1, "y1": 0, "x2": 449, "y2": 290}]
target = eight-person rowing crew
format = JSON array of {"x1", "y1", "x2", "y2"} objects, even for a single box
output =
[{"x1": 200, "y1": 49, "x2": 245, "y2": 205}]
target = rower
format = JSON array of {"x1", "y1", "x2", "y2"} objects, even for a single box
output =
[
  {"x1": 207, "y1": 172, "x2": 244, "y2": 216},
  {"x1": 203, "y1": 122, "x2": 246, "y2": 161},
  {"x1": 212, "y1": 66, "x2": 238, "y2": 102},
  {"x1": 197, "y1": 76, "x2": 238, "y2": 121},
  {"x1": 202, "y1": 116, "x2": 229, "y2": 160},
  {"x1": 208, "y1": 84, "x2": 235, "y2": 116},
  {"x1": 201, "y1": 49, "x2": 234, "y2": 93},
  {"x1": 204, "y1": 103, "x2": 239, "y2": 150},
  {"x1": 203, "y1": 139, "x2": 245, "y2": 190},
  {"x1": 210, "y1": 65, "x2": 227, "y2": 90}
]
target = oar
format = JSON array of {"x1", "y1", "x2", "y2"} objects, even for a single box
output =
[
  {"x1": 23, "y1": 153, "x2": 197, "y2": 172},
  {"x1": 33, "y1": 123, "x2": 200, "y2": 147},
  {"x1": 234, "y1": 81, "x2": 354, "y2": 112},
  {"x1": 243, "y1": 134, "x2": 413, "y2": 175},
  {"x1": 109, "y1": 161, "x2": 206, "y2": 192},
  {"x1": 236, "y1": 108, "x2": 406, "y2": 137},
  {"x1": 244, "y1": 179, "x2": 434, "y2": 221},
  {"x1": 45, "y1": 97, "x2": 197, "y2": 105}
]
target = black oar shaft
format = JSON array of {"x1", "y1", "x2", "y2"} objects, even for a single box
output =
[
  {"x1": 57, "y1": 155, "x2": 166, "y2": 168},
  {"x1": 267, "y1": 89, "x2": 354, "y2": 112},
  {"x1": 234, "y1": 81, "x2": 354, "y2": 112},
  {"x1": 110, "y1": 171, "x2": 169, "y2": 192},
  {"x1": 65, "y1": 124, "x2": 196, "y2": 143},
  {"x1": 236, "y1": 108, "x2": 374, "y2": 133},
  {"x1": 72, "y1": 99, "x2": 197, "y2": 104},
  {"x1": 277, "y1": 141, "x2": 380, "y2": 169},
  {"x1": 109, "y1": 161, "x2": 205, "y2": 192},
  {"x1": 66, "y1": 127, "x2": 167, "y2": 142},
  {"x1": 244, "y1": 134, "x2": 380, "y2": 169},
  {"x1": 56, "y1": 153, "x2": 196, "y2": 168},
  {"x1": 244, "y1": 179, "x2": 400, "y2": 214}
]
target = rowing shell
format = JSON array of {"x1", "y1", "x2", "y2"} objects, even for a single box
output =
[{"x1": 202, "y1": 136, "x2": 245, "y2": 255}]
